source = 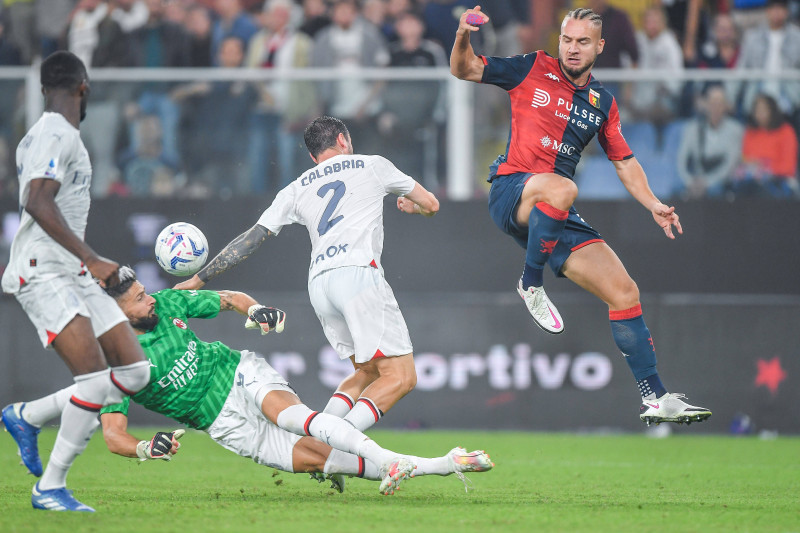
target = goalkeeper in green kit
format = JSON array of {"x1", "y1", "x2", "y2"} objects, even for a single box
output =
[{"x1": 2, "y1": 267, "x2": 492, "y2": 501}]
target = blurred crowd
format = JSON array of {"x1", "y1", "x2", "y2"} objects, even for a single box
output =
[{"x1": 0, "y1": 0, "x2": 797, "y2": 200}]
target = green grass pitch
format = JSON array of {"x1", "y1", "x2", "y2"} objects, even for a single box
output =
[{"x1": 1, "y1": 428, "x2": 798, "y2": 532}]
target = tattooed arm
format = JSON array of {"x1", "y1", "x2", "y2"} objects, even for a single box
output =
[
  {"x1": 216, "y1": 290, "x2": 259, "y2": 315},
  {"x1": 172, "y1": 224, "x2": 271, "y2": 290}
]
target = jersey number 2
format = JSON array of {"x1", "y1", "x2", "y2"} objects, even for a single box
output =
[{"x1": 316, "y1": 180, "x2": 345, "y2": 236}]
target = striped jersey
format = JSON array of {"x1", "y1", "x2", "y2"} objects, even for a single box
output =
[
  {"x1": 481, "y1": 50, "x2": 632, "y2": 180},
  {"x1": 257, "y1": 154, "x2": 415, "y2": 280},
  {"x1": 101, "y1": 289, "x2": 240, "y2": 430},
  {"x1": 2, "y1": 112, "x2": 92, "y2": 294}
]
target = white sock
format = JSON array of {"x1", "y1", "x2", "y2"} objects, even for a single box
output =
[
  {"x1": 323, "y1": 392, "x2": 354, "y2": 418},
  {"x1": 276, "y1": 404, "x2": 396, "y2": 467},
  {"x1": 38, "y1": 370, "x2": 108, "y2": 490},
  {"x1": 408, "y1": 455, "x2": 452, "y2": 476},
  {"x1": 342, "y1": 397, "x2": 382, "y2": 431},
  {"x1": 107, "y1": 360, "x2": 151, "y2": 404},
  {"x1": 322, "y1": 449, "x2": 381, "y2": 480},
  {"x1": 22, "y1": 385, "x2": 77, "y2": 427}
]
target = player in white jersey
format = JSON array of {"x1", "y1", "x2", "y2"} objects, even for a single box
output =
[
  {"x1": 0, "y1": 52, "x2": 150, "y2": 512},
  {"x1": 175, "y1": 116, "x2": 439, "y2": 432}
]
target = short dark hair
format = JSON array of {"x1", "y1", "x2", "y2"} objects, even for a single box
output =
[
  {"x1": 748, "y1": 94, "x2": 785, "y2": 130},
  {"x1": 104, "y1": 266, "x2": 139, "y2": 300},
  {"x1": 562, "y1": 8, "x2": 603, "y2": 32},
  {"x1": 304, "y1": 116, "x2": 350, "y2": 159},
  {"x1": 40, "y1": 51, "x2": 87, "y2": 92}
]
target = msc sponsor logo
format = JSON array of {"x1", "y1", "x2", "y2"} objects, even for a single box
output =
[
  {"x1": 540, "y1": 135, "x2": 577, "y2": 155},
  {"x1": 530, "y1": 88, "x2": 550, "y2": 108},
  {"x1": 545, "y1": 72, "x2": 560, "y2": 83}
]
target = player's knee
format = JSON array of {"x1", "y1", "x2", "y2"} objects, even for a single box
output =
[
  {"x1": 556, "y1": 178, "x2": 579, "y2": 205},
  {"x1": 611, "y1": 279, "x2": 640, "y2": 309},
  {"x1": 74, "y1": 368, "x2": 113, "y2": 406},
  {"x1": 402, "y1": 368, "x2": 417, "y2": 395},
  {"x1": 387, "y1": 367, "x2": 417, "y2": 398},
  {"x1": 276, "y1": 403, "x2": 316, "y2": 436},
  {"x1": 107, "y1": 360, "x2": 151, "y2": 404}
]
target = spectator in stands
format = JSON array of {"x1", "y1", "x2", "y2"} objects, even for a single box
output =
[
  {"x1": 0, "y1": 14, "x2": 22, "y2": 65},
  {"x1": 37, "y1": 0, "x2": 76, "y2": 59},
  {"x1": 127, "y1": 0, "x2": 190, "y2": 168},
  {"x1": 688, "y1": 12, "x2": 741, "y2": 69},
  {"x1": 734, "y1": 93, "x2": 799, "y2": 197},
  {"x1": 682, "y1": 12, "x2": 741, "y2": 120},
  {"x1": 423, "y1": 0, "x2": 491, "y2": 56},
  {"x1": 481, "y1": 0, "x2": 530, "y2": 57},
  {"x1": 211, "y1": 0, "x2": 258, "y2": 64},
  {"x1": 298, "y1": 0, "x2": 331, "y2": 38},
  {"x1": 363, "y1": 0, "x2": 394, "y2": 40},
  {"x1": 245, "y1": 0, "x2": 317, "y2": 192},
  {"x1": 111, "y1": 0, "x2": 149, "y2": 33},
  {"x1": 629, "y1": 6, "x2": 684, "y2": 127},
  {"x1": 738, "y1": 0, "x2": 800, "y2": 114},
  {"x1": 378, "y1": 10, "x2": 446, "y2": 178},
  {"x1": 68, "y1": 0, "x2": 131, "y2": 196},
  {"x1": 731, "y1": 0, "x2": 770, "y2": 31},
  {"x1": 119, "y1": 114, "x2": 176, "y2": 197},
  {"x1": 587, "y1": 0, "x2": 639, "y2": 102},
  {"x1": 588, "y1": 0, "x2": 639, "y2": 68},
  {"x1": 2, "y1": 0, "x2": 35, "y2": 64},
  {"x1": 68, "y1": 0, "x2": 113, "y2": 68},
  {"x1": 677, "y1": 84, "x2": 744, "y2": 198},
  {"x1": 184, "y1": 4, "x2": 213, "y2": 67},
  {"x1": 312, "y1": 0, "x2": 390, "y2": 154},
  {"x1": 175, "y1": 36, "x2": 259, "y2": 197},
  {"x1": 663, "y1": 0, "x2": 710, "y2": 49},
  {"x1": 164, "y1": 0, "x2": 189, "y2": 25}
]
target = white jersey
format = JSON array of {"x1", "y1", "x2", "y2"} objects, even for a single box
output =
[
  {"x1": 1, "y1": 112, "x2": 92, "y2": 294},
  {"x1": 257, "y1": 154, "x2": 415, "y2": 280}
]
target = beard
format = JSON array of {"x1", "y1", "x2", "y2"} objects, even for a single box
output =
[
  {"x1": 130, "y1": 312, "x2": 159, "y2": 332},
  {"x1": 559, "y1": 56, "x2": 596, "y2": 81}
]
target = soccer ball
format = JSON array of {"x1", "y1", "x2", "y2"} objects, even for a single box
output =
[{"x1": 155, "y1": 222, "x2": 209, "y2": 276}]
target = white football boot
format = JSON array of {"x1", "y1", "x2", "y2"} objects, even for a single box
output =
[
  {"x1": 517, "y1": 279, "x2": 564, "y2": 334},
  {"x1": 639, "y1": 393, "x2": 712, "y2": 426},
  {"x1": 447, "y1": 447, "x2": 494, "y2": 492},
  {"x1": 378, "y1": 458, "x2": 416, "y2": 496}
]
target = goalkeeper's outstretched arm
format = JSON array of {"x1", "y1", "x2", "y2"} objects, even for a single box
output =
[{"x1": 100, "y1": 412, "x2": 184, "y2": 461}]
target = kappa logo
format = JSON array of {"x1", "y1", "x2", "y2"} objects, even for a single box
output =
[
  {"x1": 172, "y1": 318, "x2": 188, "y2": 330},
  {"x1": 545, "y1": 72, "x2": 560, "y2": 82},
  {"x1": 530, "y1": 88, "x2": 551, "y2": 108}
]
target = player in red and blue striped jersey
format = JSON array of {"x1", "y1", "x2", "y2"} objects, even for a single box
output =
[{"x1": 451, "y1": 6, "x2": 711, "y2": 425}]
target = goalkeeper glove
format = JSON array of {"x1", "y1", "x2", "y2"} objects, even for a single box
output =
[
  {"x1": 245, "y1": 305, "x2": 286, "y2": 334},
  {"x1": 136, "y1": 429, "x2": 185, "y2": 461}
]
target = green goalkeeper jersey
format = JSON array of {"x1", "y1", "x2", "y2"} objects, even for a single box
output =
[{"x1": 100, "y1": 289, "x2": 241, "y2": 430}]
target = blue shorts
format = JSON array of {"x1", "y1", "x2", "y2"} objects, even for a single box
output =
[{"x1": 488, "y1": 172, "x2": 604, "y2": 277}]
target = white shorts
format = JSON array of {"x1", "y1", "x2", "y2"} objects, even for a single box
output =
[
  {"x1": 15, "y1": 273, "x2": 128, "y2": 348},
  {"x1": 206, "y1": 350, "x2": 302, "y2": 472},
  {"x1": 308, "y1": 266, "x2": 413, "y2": 364}
]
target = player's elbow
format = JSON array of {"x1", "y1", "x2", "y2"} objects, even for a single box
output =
[
  {"x1": 102, "y1": 433, "x2": 129, "y2": 457},
  {"x1": 423, "y1": 196, "x2": 440, "y2": 216}
]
